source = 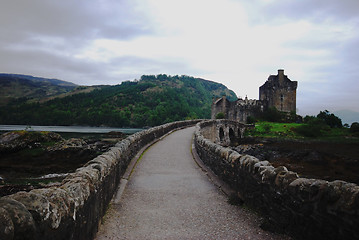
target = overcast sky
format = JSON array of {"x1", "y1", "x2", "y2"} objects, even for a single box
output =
[{"x1": 1, "y1": 0, "x2": 358, "y2": 116}]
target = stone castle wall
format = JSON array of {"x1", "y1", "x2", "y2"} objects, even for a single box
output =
[
  {"x1": 0, "y1": 120, "x2": 201, "y2": 240},
  {"x1": 194, "y1": 120, "x2": 359, "y2": 240},
  {"x1": 211, "y1": 97, "x2": 266, "y2": 122},
  {"x1": 259, "y1": 69, "x2": 297, "y2": 113},
  {"x1": 211, "y1": 69, "x2": 297, "y2": 122}
]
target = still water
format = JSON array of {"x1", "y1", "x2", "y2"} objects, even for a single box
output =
[{"x1": 0, "y1": 125, "x2": 143, "y2": 134}]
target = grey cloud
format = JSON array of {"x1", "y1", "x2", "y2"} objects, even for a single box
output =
[
  {"x1": 245, "y1": 0, "x2": 359, "y2": 24},
  {"x1": 244, "y1": 0, "x2": 359, "y2": 114},
  {"x1": 0, "y1": 0, "x2": 156, "y2": 84},
  {"x1": 0, "y1": 39, "x2": 200, "y2": 86},
  {"x1": 0, "y1": 46, "x2": 102, "y2": 84},
  {"x1": 108, "y1": 56, "x2": 204, "y2": 80},
  {"x1": 0, "y1": 0, "x2": 153, "y2": 46}
]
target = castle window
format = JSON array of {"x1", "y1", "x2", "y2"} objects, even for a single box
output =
[{"x1": 280, "y1": 94, "x2": 284, "y2": 102}]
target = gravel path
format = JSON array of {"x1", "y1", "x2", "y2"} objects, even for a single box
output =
[{"x1": 95, "y1": 127, "x2": 291, "y2": 240}]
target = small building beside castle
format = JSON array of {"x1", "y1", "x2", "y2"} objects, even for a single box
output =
[{"x1": 211, "y1": 69, "x2": 297, "y2": 122}]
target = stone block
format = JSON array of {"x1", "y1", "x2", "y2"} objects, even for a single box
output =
[
  {"x1": 331, "y1": 182, "x2": 359, "y2": 214},
  {"x1": 228, "y1": 152, "x2": 241, "y2": 163},
  {"x1": 0, "y1": 198, "x2": 36, "y2": 239},
  {"x1": 0, "y1": 207, "x2": 14, "y2": 240},
  {"x1": 73, "y1": 166, "x2": 101, "y2": 187},
  {"x1": 253, "y1": 160, "x2": 270, "y2": 173},
  {"x1": 260, "y1": 165, "x2": 276, "y2": 184},
  {"x1": 31, "y1": 187, "x2": 74, "y2": 229},
  {"x1": 9, "y1": 192, "x2": 53, "y2": 224},
  {"x1": 60, "y1": 178, "x2": 91, "y2": 216},
  {"x1": 244, "y1": 155, "x2": 260, "y2": 173}
]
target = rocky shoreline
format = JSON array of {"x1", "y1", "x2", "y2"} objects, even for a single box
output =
[
  {"x1": 233, "y1": 138, "x2": 359, "y2": 184},
  {"x1": 0, "y1": 130, "x2": 124, "y2": 196}
]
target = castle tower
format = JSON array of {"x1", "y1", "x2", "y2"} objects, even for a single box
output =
[{"x1": 259, "y1": 69, "x2": 297, "y2": 113}]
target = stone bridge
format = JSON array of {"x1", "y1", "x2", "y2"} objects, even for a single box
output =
[
  {"x1": 198, "y1": 119, "x2": 248, "y2": 146},
  {"x1": 1, "y1": 120, "x2": 358, "y2": 240}
]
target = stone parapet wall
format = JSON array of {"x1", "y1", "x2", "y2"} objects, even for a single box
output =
[
  {"x1": 199, "y1": 119, "x2": 247, "y2": 146},
  {"x1": 194, "y1": 120, "x2": 359, "y2": 240},
  {"x1": 0, "y1": 120, "x2": 200, "y2": 240}
]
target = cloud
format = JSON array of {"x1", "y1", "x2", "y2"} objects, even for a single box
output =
[
  {"x1": 0, "y1": 0, "x2": 152, "y2": 41},
  {"x1": 244, "y1": 0, "x2": 359, "y2": 23},
  {"x1": 236, "y1": 0, "x2": 359, "y2": 115},
  {"x1": 0, "y1": 0, "x2": 155, "y2": 67},
  {"x1": 1, "y1": 0, "x2": 359, "y2": 116},
  {"x1": 0, "y1": 0, "x2": 156, "y2": 84}
]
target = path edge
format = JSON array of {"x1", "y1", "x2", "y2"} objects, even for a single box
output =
[{"x1": 191, "y1": 136, "x2": 236, "y2": 197}]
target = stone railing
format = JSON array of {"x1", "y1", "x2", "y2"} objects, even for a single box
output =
[
  {"x1": 0, "y1": 120, "x2": 200, "y2": 240},
  {"x1": 194, "y1": 120, "x2": 359, "y2": 240}
]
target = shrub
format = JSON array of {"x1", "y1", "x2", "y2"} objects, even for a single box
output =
[
  {"x1": 293, "y1": 119, "x2": 330, "y2": 138},
  {"x1": 244, "y1": 128, "x2": 257, "y2": 136},
  {"x1": 261, "y1": 107, "x2": 283, "y2": 122},
  {"x1": 294, "y1": 124, "x2": 323, "y2": 138},
  {"x1": 246, "y1": 116, "x2": 256, "y2": 124},
  {"x1": 350, "y1": 122, "x2": 359, "y2": 133},
  {"x1": 303, "y1": 115, "x2": 316, "y2": 123},
  {"x1": 215, "y1": 112, "x2": 225, "y2": 119}
]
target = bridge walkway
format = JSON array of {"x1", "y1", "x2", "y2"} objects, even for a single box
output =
[{"x1": 95, "y1": 127, "x2": 290, "y2": 240}]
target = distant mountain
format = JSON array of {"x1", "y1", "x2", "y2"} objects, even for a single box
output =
[
  {"x1": 0, "y1": 74, "x2": 237, "y2": 127},
  {"x1": 334, "y1": 109, "x2": 359, "y2": 125},
  {"x1": 0, "y1": 73, "x2": 77, "y2": 105}
]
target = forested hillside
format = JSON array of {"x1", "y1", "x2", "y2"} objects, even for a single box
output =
[{"x1": 0, "y1": 74, "x2": 237, "y2": 127}]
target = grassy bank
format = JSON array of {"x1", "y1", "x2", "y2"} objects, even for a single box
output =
[{"x1": 246, "y1": 121, "x2": 358, "y2": 142}]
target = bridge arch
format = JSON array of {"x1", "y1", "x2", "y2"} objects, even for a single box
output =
[
  {"x1": 229, "y1": 128, "x2": 236, "y2": 144},
  {"x1": 219, "y1": 127, "x2": 225, "y2": 142},
  {"x1": 198, "y1": 119, "x2": 248, "y2": 146}
]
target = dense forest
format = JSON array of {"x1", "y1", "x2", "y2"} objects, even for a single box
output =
[{"x1": 0, "y1": 74, "x2": 237, "y2": 127}]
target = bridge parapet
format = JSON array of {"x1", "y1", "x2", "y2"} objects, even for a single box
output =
[
  {"x1": 198, "y1": 119, "x2": 249, "y2": 146},
  {"x1": 0, "y1": 120, "x2": 201, "y2": 240},
  {"x1": 194, "y1": 120, "x2": 359, "y2": 240}
]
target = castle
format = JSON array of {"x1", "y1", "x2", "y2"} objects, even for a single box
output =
[{"x1": 211, "y1": 69, "x2": 297, "y2": 122}]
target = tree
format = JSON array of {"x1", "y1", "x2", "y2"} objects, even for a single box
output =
[
  {"x1": 261, "y1": 107, "x2": 283, "y2": 122},
  {"x1": 317, "y1": 110, "x2": 343, "y2": 128},
  {"x1": 303, "y1": 115, "x2": 316, "y2": 123},
  {"x1": 350, "y1": 122, "x2": 359, "y2": 133}
]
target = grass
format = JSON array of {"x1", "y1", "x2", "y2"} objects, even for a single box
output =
[
  {"x1": 246, "y1": 121, "x2": 358, "y2": 142},
  {"x1": 246, "y1": 122, "x2": 303, "y2": 138}
]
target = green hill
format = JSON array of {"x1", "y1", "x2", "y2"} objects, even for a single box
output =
[
  {"x1": 0, "y1": 74, "x2": 237, "y2": 127},
  {"x1": 0, "y1": 73, "x2": 77, "y2": 105}
]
